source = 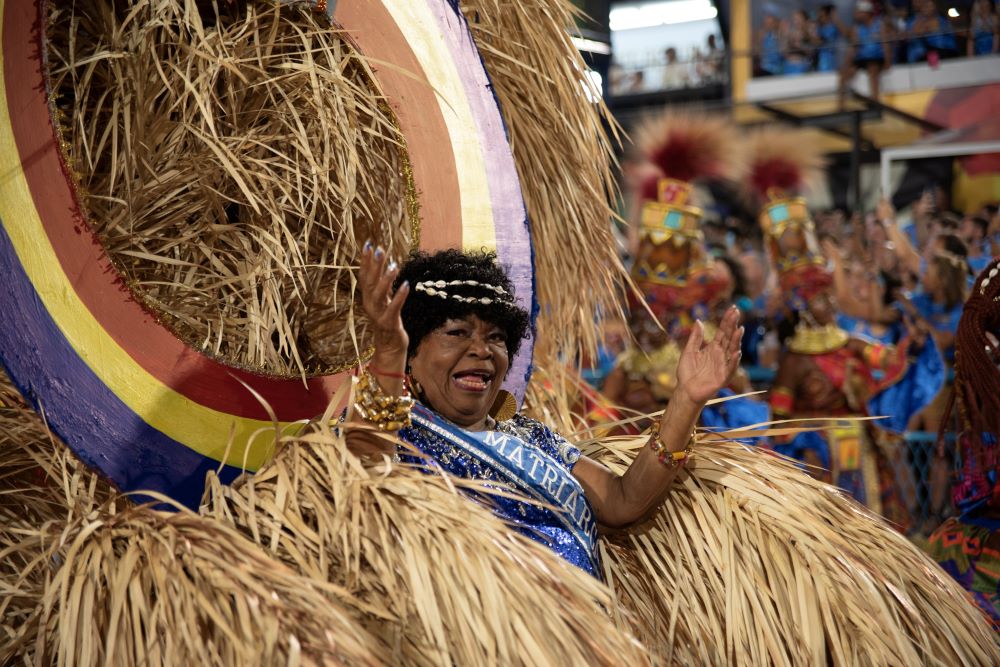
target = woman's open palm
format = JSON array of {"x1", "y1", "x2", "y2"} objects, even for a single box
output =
[
  {"x1": 675, "y1": 306, "x2": 743, "y2": 404},
  {"x1": 359, "y1": 242, "x2": 410, "y2": 359}
]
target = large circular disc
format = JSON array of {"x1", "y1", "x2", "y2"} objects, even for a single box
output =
[{"x1": 0, "y1": 0, "x2": 533, "y2": 506}]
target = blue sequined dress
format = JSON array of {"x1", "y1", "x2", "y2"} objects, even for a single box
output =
[{"x1": 399, "y1": 404, "x2": 601, "y2": 576}]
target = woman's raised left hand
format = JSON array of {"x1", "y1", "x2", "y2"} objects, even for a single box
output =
[{"x1": 675, "y1": 305, "x2": 744, "y2": 405}]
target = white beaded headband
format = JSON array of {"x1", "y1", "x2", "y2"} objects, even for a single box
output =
[
  {"x1": 414, "y1": 279, "x2": 512, "y2": 305},
  {"x1": 934, "y1": 249, "x2": 968, "y2": 271},
  {"x1": 978, "y1": 264, "x2": 1000, "y2": 299}
]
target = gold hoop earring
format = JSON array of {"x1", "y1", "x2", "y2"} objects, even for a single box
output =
[
  {"x1": 489, "y1": 390, "x2": 517, "y2": 422},
  {"x1": 406, "y1": 371, "x2": 424, "y2": 400}
]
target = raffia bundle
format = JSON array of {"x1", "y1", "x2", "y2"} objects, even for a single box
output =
[
  {"x1": 460, "y1": 0, "x2": 629, "y2": 362},
  {"x1": 0, "y1": 379, "x2": 378, "y2": 666},
  {"x1": 48, "y1": 0, "x2": 628, "y2": 377},
  {"x1": 33, "y1": 508, "x2": 383, "y2": 666},
  {"x1": 591, "y1": 434, "x2": 999, "y2": 665},
  {"x1": 203, "y1": 415, "x2": 648, "y2": 666},
  {"x1": 0, "y1": 374, "x2": 646, "y2": 666},
  {"x1": 47, "y1": 0, "x2": 412, "y2": 376}
]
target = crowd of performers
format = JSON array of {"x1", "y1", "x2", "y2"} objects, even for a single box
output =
[{"x1": 576, "y1": 115, "x2": 1000, "y2": 627}]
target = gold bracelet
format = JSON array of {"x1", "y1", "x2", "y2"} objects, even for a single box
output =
[
  {"x1": 647, "y1": 421, "x2": 696, "y2": 469},
  {"x1": 352, "y1": 368, "x2": 414, "y2": 431}
]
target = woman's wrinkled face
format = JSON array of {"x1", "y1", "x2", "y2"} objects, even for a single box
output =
[{"x1": 408, "y1": 314, "x2": 509, "y2": 429}]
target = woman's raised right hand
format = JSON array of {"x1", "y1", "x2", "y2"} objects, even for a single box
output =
[{"x1": 359, "y1": 241, "x2": 410, "y2": 368}]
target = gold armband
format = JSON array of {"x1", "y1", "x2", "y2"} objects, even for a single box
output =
[{"x1": 352, "y1": 368, "x2": 414, "y2": 431}]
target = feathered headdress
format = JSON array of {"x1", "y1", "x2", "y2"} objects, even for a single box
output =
[
  {"x1": 634, "y1": 111, "x2": 745, "y2": 248},
  {"x1": 743, "y1": 126, "x2": 827, "y2": 305},
  {"x1": 629, "y1": 112, "x2": 743, "y2": 330}
]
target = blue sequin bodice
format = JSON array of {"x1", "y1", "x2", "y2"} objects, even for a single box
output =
[{"x1": 399, "y1": 410, "x2": 600, "y2": 576}]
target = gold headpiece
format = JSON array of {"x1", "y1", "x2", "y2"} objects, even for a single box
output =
[
  {"x1": 744, "y1": 126, "x2": 827, "y2": 286},
  {"x1": 638, "y1": 178, "x2": 704, "y2": 247},
  {"x1": 757, "y1": 189, "x2": 825, "y2": 276},
  {"x1": 758, "y1": 190, "x2": 812, "y2": 241}
]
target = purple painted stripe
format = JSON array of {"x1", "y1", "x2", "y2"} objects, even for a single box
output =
[
  {"x1": 0, "y1": 220, "x2": 243, "y2": 508},
  {"x1": 431, "y1": 1, "x2": 535, "y2": 402}
]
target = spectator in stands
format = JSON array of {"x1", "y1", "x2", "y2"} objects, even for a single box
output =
[
  {"x1": 619, "y1": 69, "x2": 645, "y2": 95},
  {"x1": 608, "y1": 63, "x2": 626, "y2": 96},
  {"x1": 823, "y1": 237, "x2": 903, "y2": 344},
  {"x1": 986, "y1": 202, "x2": 1000, "y2": 254},
  {"x1": 960, "y1": 214, "x2": 992, "y2": 275},
  {"x1": 661, "y1": 47, "x2": 689, "y2": 89},
  {"x1": 784, "y1": 9, "x2": 817, "y2": 74},
  {"x1": 906, "y1": 0, "x2": 958, "y2": 64},
  {"x1": 816, "y1": 4, "x2": 846, "y2": 72},
  {"x1": 968, "y1": 0, "x2": 999, "y2": 56},
  {"x1": 737, "y1": 249, "x2": 781, "y2": 368},
  {"x1": 757, "y1": 13, "x2": 785, "y2": 76},
  {"x1": 697, "y1": 34, "x2": 725, "y2": 83},
  {"x1": 739, "y1": 250, "x2": 768, "y2": 309},
  {"x1": 840, "y1": 0, "x2": 892, "y2": 105},
  {"x1": 899, "y1": 188, "x2": 940, "y2": 249},
  {"x1": 883, "y1": 203, "x2": 969, "y2": 364},
  {"x1": 887, "y1": 2, "x2": 911, "y2": 63}
]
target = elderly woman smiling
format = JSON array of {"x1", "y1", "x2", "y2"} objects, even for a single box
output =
[{"x1": 347, "y1": 244, "x2": 743, "y2": 576}]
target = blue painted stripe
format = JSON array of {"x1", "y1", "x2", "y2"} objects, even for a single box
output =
[{"x1": 0, "y1": 220, "x2": 243, "y2": 508}]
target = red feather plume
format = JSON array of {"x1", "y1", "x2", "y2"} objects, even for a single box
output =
[
  {"x1": 744, "y1": 126, "x2": 825, "y2": 202},
  {"x1": 634, "y1": 111, "x2": 745, "y2": 193}
]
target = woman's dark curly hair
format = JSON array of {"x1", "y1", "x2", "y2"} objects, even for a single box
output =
[{"x1": 393, "y1": 249, "x2": 531, "y2": 361}]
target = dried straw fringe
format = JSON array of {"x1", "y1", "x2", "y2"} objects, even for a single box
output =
[
  {"x1": 0, "y1": 375, "x2": 646, "y2": 666},
  {"x1": 50, "y1": 0, "x2": 629, "y2": 378},
  {"x1": 524, "y1": 368, "x2": 1000, "y2": 665},
  {"x1": 202, "y1": 418, "x2": 646, "y2": 666},
  {"x1": 4, "y1": 363, "x2": 998, "y2": 665},
  {"x1": 0, "y1": 384, "x2": 379, "y2": 666},
  {"x1": 47, "y1": 0, "x2": 412, "y2": 377},
  {"x1": 461, "y1": 0, "x2": 629, "y2": 363},
  {"x1": 589, "y1": 433, "x2": 999, "y2": 666}
]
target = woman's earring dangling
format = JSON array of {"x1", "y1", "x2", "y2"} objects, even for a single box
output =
[{"x1": 406, "y1": 369, "x2": 424, "y2": 400}]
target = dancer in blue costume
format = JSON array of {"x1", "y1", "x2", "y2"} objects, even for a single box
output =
[
  {"x1": 926, "y1": 258, "x2": 1000, "y2": 630},
  {"x1": 345, "y1": 245, "x2": 744, "y2": 576}
]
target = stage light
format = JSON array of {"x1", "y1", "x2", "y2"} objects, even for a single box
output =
[
  {"x1": 609, "y1": 0, "x2": 719, "y2": 32},
  {"x1": 947, "y1": 7, "x2": 959, "y2": 17}
]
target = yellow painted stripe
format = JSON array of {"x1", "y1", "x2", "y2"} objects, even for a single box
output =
[
  {"x1": 382, "y1": 0, "x2": 497, "y2": 251},
  {"x1": 0, "y1": 42, "x2": 301, "y2": 469}
]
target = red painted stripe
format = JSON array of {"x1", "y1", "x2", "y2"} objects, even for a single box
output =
[
  {"x1": 5, "y1": 0, "x2": 338, "y2": 420},
  {"x1": 336, "y1": 0, "x2": 463, "y2": 250},
  {"x1": 5, "y1": 1, "x2": 464, "y2": 420}
]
